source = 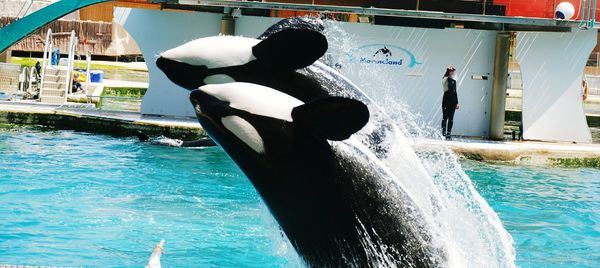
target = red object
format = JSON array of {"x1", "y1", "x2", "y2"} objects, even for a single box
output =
[{"x1": 493, "y1": 0, "x2": 599, "y2": 20}]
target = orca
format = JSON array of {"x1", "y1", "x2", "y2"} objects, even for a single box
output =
[
  {"x1": 156, "y1": 18, "x2": 394, "y2": 157},
  {"x1": 188, "y1": 82, "x2": 445, "y2": 267}
]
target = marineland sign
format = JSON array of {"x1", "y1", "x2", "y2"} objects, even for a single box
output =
[{"x1": 349, "y1": 44, "x2": 422, "y2": 68}]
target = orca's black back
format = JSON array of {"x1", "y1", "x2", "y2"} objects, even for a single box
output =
[{"x1": 212, "y1": 115, "x2": 441, "y2": 267}]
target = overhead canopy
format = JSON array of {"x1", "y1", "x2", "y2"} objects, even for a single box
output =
[{"x1": 0, "y1": 0, "x2": 110, "y2": 53}]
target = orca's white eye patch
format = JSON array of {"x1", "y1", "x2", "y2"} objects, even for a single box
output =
[
  {"x1": 221, "y1": 116, "x2": 264, "y2": 153},
  {"x1": 160, "y1": 36, "x2": 260, "y2": 68},
  {"x1": 199, "y1": 82, "x2": 304, "y2": 121}
]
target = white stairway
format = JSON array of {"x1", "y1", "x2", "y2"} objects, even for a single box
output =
[{"x1": 40, "y1": 67, "x2": 68, "y2": 104}]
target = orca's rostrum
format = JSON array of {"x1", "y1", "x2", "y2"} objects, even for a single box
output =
[{"x1": 189, "y1": 82, "x2": 444, "y2": 267}]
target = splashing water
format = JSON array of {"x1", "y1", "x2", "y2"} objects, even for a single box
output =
[{"x1": 319, "y1": 19, "x2": 516, "y2": 267}]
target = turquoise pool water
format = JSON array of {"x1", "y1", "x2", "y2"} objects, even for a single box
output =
[
  {"x1": 464, "y1": 162, "x2": 600, "y2": 268},
  {"x1": 0, "y1": 126, "x2": 299, "y2": 267},
  {"x1": 0, "y1": 127, "x2": 598, "y2": 267}
]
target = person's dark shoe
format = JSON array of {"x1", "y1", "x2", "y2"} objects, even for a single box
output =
[{"x1": 445, "y1": 132, "x2": 452, "y2": 140}]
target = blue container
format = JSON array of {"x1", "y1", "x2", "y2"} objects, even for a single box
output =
[
  {"x1": 90, "y1": 70, "x2": 104, "y2": 83},
  {"x1": 51, "y1": 48, "x2": 60, "y2": 65}
]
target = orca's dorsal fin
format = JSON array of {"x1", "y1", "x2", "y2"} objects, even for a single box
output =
[
  {"x1": 292, "y1": 97, "x2": 369, "y2": 141},
  {"x1": 252, "y1": 29, "x2": 328, "y2": 70}
]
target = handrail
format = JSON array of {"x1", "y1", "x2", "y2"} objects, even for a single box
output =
[
  {"x1": 180, "y1": 0, "x2": 584, "y2": 28},
  {"x1": 593, "y1": 0, "x2": 597, "y2": 28},
  {"x1": 28, "y1": 64, "x2": 37, "y2": 94},
  {"x1": 19, "y1": 66, "x2": 28, "y2": 93},
  {"x1": 85, "y1": 50, "x2": 91, "y2": 94},
  {"x1": 580, "y1": 0, "x2": 597, "y2": 28},
  {"x1": 39, "y1": 28, "x2": 52, "y2": 99},
  {"x1": 64, "y1": 30, "x2": 76, "y2": 103}
]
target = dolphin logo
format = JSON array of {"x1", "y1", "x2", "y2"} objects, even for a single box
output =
[{"x1": 373, "y1": 46, "x2": 392, "y2": 58}]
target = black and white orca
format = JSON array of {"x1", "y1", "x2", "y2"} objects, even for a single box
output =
[
  {"x1": 156, "y1": 18, "x2": 394, "y2": 157},
  {"x1": 189, "y1": 82, "x2": 444, "y2": 267}
]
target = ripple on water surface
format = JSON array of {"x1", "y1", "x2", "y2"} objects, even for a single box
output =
[
  {"x1": 0, "y1": 127, "x2": 300, "y2": 267},
  {"x1": 464, "y1": 162, "x2": 600, "y2": 268},
  {"x1": 0, "y1": 127, "x2": 599, "y2": 267}
]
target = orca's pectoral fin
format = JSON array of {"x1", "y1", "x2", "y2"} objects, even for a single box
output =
[
  {"x1": 292, "y1": 97, "x2": 370, "y2": 141},
  {"x1": 252, "y1": 29, "x2": 328, "y2": 70}
]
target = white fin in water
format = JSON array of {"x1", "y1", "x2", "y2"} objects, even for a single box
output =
[{"x1": 145, "y1": 239, "x2": 165, "y2": 268}]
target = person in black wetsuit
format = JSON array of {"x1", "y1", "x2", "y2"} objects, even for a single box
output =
[{"x1": 441, "y1": 66, "x2": 459, "y2": 140}]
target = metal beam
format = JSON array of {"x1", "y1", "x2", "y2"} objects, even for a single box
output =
[{"x1": 171, "y1": 0, "x2": 587, "y2": 29}]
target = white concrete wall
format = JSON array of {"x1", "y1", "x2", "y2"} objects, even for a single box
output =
[
  {"x1": 104, "y1": 22, "x2": 142, "y2": 56},
  {"x1": 115, "y1": 8, "x2": 221, "y2": 117},
  {"x1": 517, "y1": 29, "x2": 596, "y2": 143},
  {"x1": 118, "y1": 8, "x2": 498, "y2": 137},
  {"x1": 115, "y1": 8, "x2": 279, "y2": 117},
  {"x1": 323, "y1": 22, "x2": 497, "y2": 137}
]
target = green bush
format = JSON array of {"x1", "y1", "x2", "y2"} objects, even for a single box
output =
[{"x1": 102, "y1": 87, "x2": 147, "y2": 96}]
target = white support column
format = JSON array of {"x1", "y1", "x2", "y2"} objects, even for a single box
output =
[
  {"x1": 488, "y1": 32, "x2": 510, "y2": 140},
  {"x1": 516, "y1": 29, "x2": 596, "y2": 143}
]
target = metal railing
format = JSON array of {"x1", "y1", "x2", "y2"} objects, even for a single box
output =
[
  {"x1": 580, "y1": 0, "x2": 598, "y2": 28},
  {"x1": 65, "y1": 30, "x2": 77, "y2": 99},
  {"x1": 39, "y1": 28, "x2": 52, "y2": 98},
  {"x1": 180, "y1": 0, "x2": 583, "y2": 28}
]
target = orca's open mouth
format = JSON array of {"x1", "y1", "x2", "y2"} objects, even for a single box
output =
[{"x1": 156, "y1": 57, "x2": 209, "y2": 90}]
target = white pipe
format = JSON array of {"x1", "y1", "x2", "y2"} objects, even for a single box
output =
[
  {"x1": 39, "y1": 28, "x2": 52, "y2": 99},
  {"x1": 19, "y1": 67, "x2": 27, "y2": 94},
  {"x1": 28, "y1": 65, "x2": 35, "y2": 93},
  {"x1": 86, "y1": 50, "x2": 91, "y2": 95},
  {"x1": 64, "y1": 30, "x2": 76, "y2": 103}
]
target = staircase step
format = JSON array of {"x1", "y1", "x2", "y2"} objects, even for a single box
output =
[
  {"x1": 43, "y1": 81, "x2": 67, "y2": 90},
  {"x1": 41, "y1": 88, "x2": 65, "y2": 97},
  {"x1": 40, "y1": 95, "x2": 66, "y2": 104},
  {"x1": 43, "y1": 75, "x2": 68, "y2": 83},
  {"x1": 43, "y1": 68, "x2": 68, "y2": 76}
]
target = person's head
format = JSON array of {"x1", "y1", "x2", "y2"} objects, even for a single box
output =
[{"x1": 444, "y1": 65, "x2": 456, "y2": 78}]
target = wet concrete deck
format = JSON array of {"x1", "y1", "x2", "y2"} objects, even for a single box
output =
[
  {"x1": 414, "y1": 138, "x2": 600, "y2": 167},
  {"x1": 0, "y1": 101, "x2": 204, "y2": 140},
  {"x1": 1, "y1": 101, "x2": 599, "y2": 167}
]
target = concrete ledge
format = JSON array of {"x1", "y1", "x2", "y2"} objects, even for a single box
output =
[
  {"x1": 414, "y1": 138, "x2": 600, "y2": 168},
  {"x1": 0, "y1": 102, "x2": 205, "y2": 140},
  {"x1": 2, "y1": 102, "x2": 599, "y2": 168},
  {"x1": 506, "y1": 109, "x2": 600, "y2": 128}
]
